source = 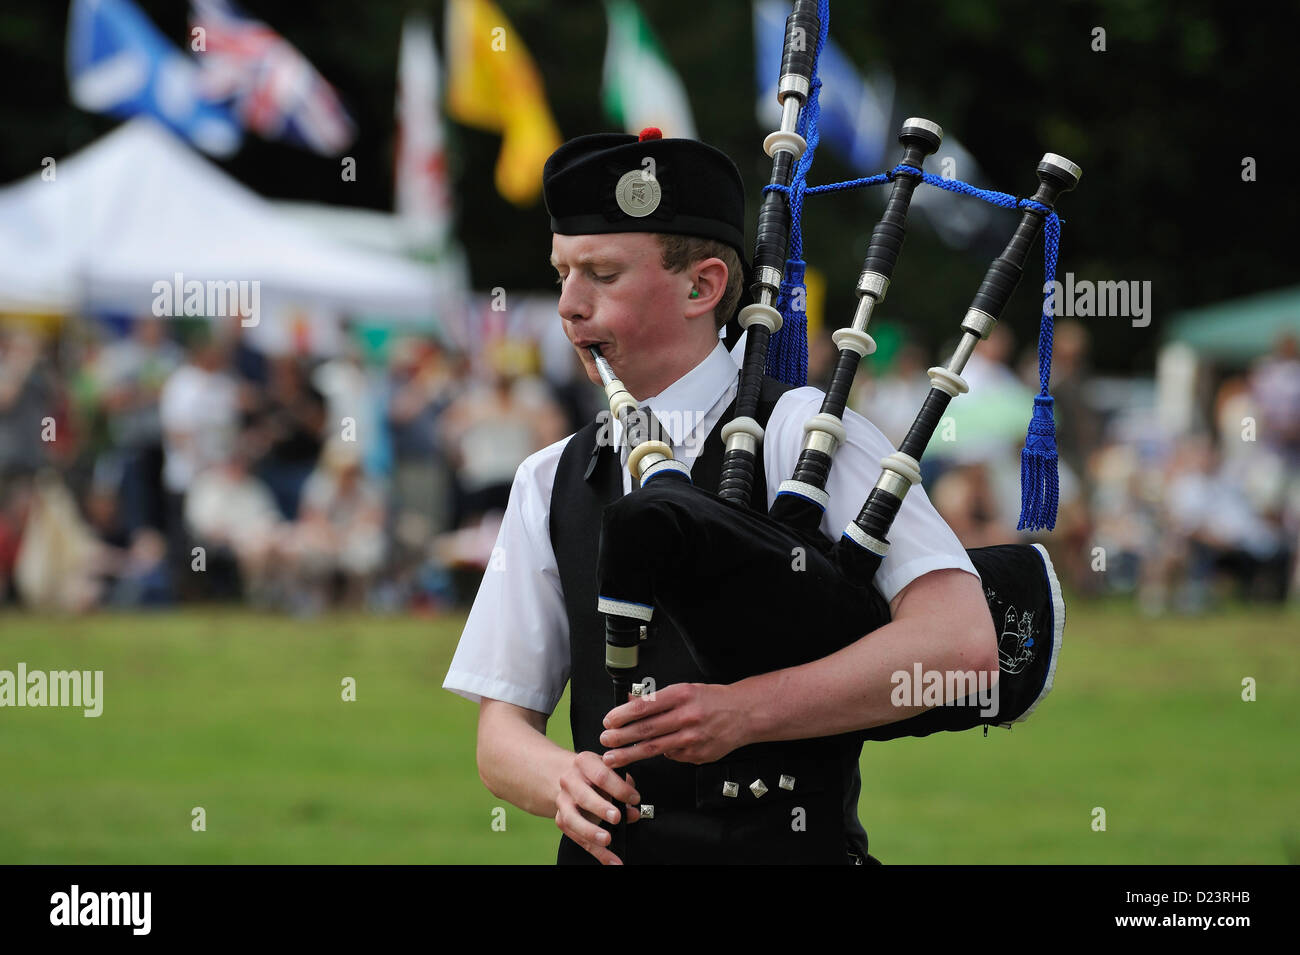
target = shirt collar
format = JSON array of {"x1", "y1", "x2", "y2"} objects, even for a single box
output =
[{"x1": 613, "y1": 341, "x2": 738, "y2": 451}]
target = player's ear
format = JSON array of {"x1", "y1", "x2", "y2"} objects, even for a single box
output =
[{"x1": 685, "y1": 257, "x2": 727, "y2": 319}]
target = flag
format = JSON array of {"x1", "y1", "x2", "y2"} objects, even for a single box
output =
[
  {"x1": 753, "y1": 0, "x2": 992, "y2": 248},
  {"x1": 66, "y1": 0, "x2": 241, "y2": 156},
  {"x1": 753, "y1": 1, "x2": 890, "y2": 172},
  {"x1": 601, "y1": 0, "x2": 696, "y2": 138},
  {"x1": 444, "y1": 0, "x2": 562, "y2": 206},
  {"x1": 395, "y1": 16, "x2": 453, "y2": 251},
  {"x1": 189, "y1": 0, "x2": 356, "y2": 155}
]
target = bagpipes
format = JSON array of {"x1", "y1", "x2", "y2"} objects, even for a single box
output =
[{"x1": 594, "y1": 0, "x2": 1074, "y2": 823}]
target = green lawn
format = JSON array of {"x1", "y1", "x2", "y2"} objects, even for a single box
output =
[{"x1": 0, "y1": 598, "x2": 1295, "y2": 863}]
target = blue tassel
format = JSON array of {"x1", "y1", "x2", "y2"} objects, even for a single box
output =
[
  {"x1": 768, "y1": 259, "x2": 809, "y2": 387},
  {"x1": 1017, "y1": 395, "x2": 1059, "y2": 531}
]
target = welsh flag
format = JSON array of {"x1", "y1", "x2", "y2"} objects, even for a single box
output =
[{"x1": 601, "y1": 0, "x2": 696, "y2": 139}]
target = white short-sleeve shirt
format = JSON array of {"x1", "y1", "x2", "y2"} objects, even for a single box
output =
[{"x1": 443, "y1": 341, "x2": 977, "y2": 714}]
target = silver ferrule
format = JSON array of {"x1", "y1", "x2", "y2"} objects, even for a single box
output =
[
  {"x1": 1041, "y1": 152, "x2": 1083, "y2": 183},
  {"x1": 945, "y1": 331, "x2": 980, "y2": 375},
  {"x1": 754, "y1": 265, "x2": 783, "y2": 294},
  {"x1": 902, "y1": 117, "x2": 944, "y2": 141},
  {"x1": 725, "y1": 432, "x2": 758, "y2": 457},
  {"x1": 753, "y1": 265, "x2": 784, "y2": 307},
  {"x1": 778, "y1": 74, "x2": 810, "y2": 109},
  {"x1": 803, "y1": 429, "x2": 838, "y2": 456},
  {"x1": 640, "y1": 450, "x2": 670, "y2": 471},
  {"x1": 856, "y1": 270, "x2": 889, "y2": 302},
  {"x1": 959, "y1": 307, "x2": 997, "y2": 341},
  {"x1": 876, "y1": 468, "x2": 912, "y2": 501}
]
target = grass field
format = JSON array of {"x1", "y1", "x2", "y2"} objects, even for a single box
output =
[{"x1": 0, "y1": 597, "x2": 1296, "y2": 864}]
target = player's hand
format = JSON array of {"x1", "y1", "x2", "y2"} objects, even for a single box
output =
[
  {"x1": 554, "y1": 751, "x2": 640, "y2": 866},
  {"x1": 599, "y1": 682, "x2": 747, "y2": 769}
]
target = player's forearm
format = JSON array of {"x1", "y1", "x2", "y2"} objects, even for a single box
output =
[
  {"x1": 476, "y1": 708, "x2": 576, "y2": 819},
  {"x1": 736, "y1": 614, "x2": 997, "y2": 744}
]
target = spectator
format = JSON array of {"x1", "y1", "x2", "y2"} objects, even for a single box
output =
[
  {"x1": 94, "y1": 316, "x2": 183, "y2": 533},
  {"x1": 12, "y1": 470, "x2": 106, "y2": 612},
  {"x1": 387, "y1": 337, "x2": 457, "y2": 547},
  {"x1": 1249, "y1": 333, "x2": 1300, "y2": 461},
  {"x1": 315, "y1": 340, "x2": 386, "y2": 476},
  {"x1": 929, "y1": 461, "x2": 1004, "y2": 549},
  {"x1": 850, "y1": 340, "x2": 931, "y2": 450},
  {"x1": 0, "y1": 328, "x2": 55, "y2": 479},
  {"x1": 1148, "y1": 436, "x2": 1289, "y2": 611},
  {"x1": 442, "y1": 339, "x2": 565, "y2": 526},
  {"x1": 246, "y1": 355, "x2": 326, "y2": 519},
  {"x1": 184, "y1": 441, "x2": 288, "y2": 607},
  {"x1": 284, "y1": 438, "x2": 386, "y2": 612},
  {"x1": 158, "y1": 326, "x2": 240, "y2": 587}
]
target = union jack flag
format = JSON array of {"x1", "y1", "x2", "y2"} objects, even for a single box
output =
[{"x1": 189, "y1": 0, "x2": 355, "y2": 155}]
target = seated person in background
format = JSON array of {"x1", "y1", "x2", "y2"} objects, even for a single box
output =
[
  {"x1": 184, "y1": 440, "x2": 288, "y2": 606},
  {"x1": 441, "y1": 340, "x2": 566, "y2": 527},
  {"x1": 284, "y1": 438, "x2": 386, "y2": 611}
]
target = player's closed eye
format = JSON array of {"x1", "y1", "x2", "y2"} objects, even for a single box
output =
[{"x1": 554, "y1": 270, "x2": 617, "y2": 286}]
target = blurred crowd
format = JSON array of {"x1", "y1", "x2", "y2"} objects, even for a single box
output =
[
  {"x1": 0, "y1": 316, "x2": 592, "y2": 614},
  {"x1": 1, "y1": 314, "x2": 1296, "y2": 615},
  {"x1": 848, "y1": 323, "x2": 1300, "y2": 613}
]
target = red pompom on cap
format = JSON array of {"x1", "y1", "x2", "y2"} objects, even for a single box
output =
[{"x1": 638, "y1": 126, "x2": 663, "y2": 142}]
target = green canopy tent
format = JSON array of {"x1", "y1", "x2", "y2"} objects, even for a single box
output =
[{"x1": 1165, "y1": 284, "x2": 1300, "y2": 364}]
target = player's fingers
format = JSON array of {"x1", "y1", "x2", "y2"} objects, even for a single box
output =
[
  {"x1": 577, "y1": 752, "x2": 641, "y2": 807},
  {"x1": 570, "y1": 828, "x2": 622, "y2": 866},
  {"x1": 564, "y1": 774, "x2": 625, "y2": 830},
  {"x1": 577, "y1": 809, "x2": 628, "y2": 864},
  {"x1": 555, "y1": 796, "x2": 617, "y2": 857},
  {"x1": 600, "y1": 712, "x2": 671, "y2": 749},
  {"x1": 604, "y1": 729, "x2": 696, "y2": 768},
  {"x1": 589, "y1": 779, "x2": 641, "y2": 827},
  {"x1": 603, "y1": 686, "x2": 679, "y2": 728}
]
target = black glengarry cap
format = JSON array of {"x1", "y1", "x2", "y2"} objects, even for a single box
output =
[{"x1": 542, "y1": 128, "x2": 748, "y2": 264}]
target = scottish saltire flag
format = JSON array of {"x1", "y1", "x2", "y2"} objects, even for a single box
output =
[
  {"x1": 753, "y1": 0, "x2": 890, "y2": 173},
  {"x1": 601, "y1": 0, "x2": 696, "y2": 139},
  {"x1": 66, "y1": 0, "x2": 242, "y2": 156},
  {"x1": 753, "y1": 0, "x2": 991, "y2": 248},
  {"x1": 189, "y1": 0, "x2": 356, "y2": 156}
]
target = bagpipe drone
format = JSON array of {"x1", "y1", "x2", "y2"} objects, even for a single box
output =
[{"x1": 594, "y1": 0, "x2": 1073, "y2": 766}]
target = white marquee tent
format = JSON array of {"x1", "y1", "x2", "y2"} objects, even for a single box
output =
[{"x1": 0, "y1": 118, "x2": 441, "y2": 321}]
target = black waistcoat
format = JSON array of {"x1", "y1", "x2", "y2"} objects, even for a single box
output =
[{"x1": 549, "y1": 376, "x2": 870, "y2": 865}]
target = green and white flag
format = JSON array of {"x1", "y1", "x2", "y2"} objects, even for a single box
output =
[{"x1": 601, "y1": 0, "x2": 697, "y2": 139}]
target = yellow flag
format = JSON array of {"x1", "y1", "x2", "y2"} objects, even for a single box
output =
[{"x1": 445, "y1": 0, "x2": 562, "y2": 205}]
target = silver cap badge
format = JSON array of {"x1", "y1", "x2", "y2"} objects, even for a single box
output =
[{"x1": 615, "y1": 169, "x2": 661, "y2": 218}]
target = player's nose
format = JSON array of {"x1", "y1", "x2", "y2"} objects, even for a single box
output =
[{"x1": 556, "y1": 274, "x2": 591, "y2": 324}]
